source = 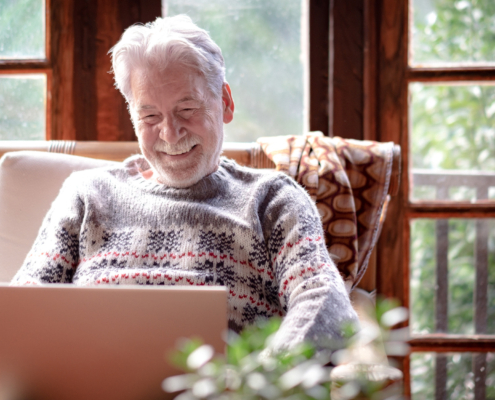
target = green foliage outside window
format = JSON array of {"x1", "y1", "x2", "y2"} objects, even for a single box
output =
[
  {"x1": 0, "y1": 76, "x2": 46, "y2": 140},
  {"x1": 410, "y1": 217, "x2": 495, "y2": 399},
  {"x1": 411, "y1": 83, "x2": 495, "y2": 175},
  {"x1": 0, "y1": 0, "x2": 45, "y2": 140},
  {"x1": 411, "y1": 0, "x2": 495, "y2": 199},
  {"x1": 412, "y1": 0, "x2": 495, "y2": 65},
  {"x1": 410, "y1": 0, "x2": 495, "y2": 397},
  {"x1": 411, "y1": 219, "x2": 495, "y2": 336},
  {"x1": 0, "y1": 0, "x2": 44, "y2": 59},
  {"x1": 411, "y1": 352, "x2": 495, "y2": 399}
]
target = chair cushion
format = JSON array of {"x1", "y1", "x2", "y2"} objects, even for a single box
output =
[{"x1": 0, "y1": 151, "x2": 118, "y2": 282}]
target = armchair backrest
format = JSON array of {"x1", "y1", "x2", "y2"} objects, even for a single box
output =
[
  {"x1": 0, "y1": 151, "x2": 117, "y2": 282},
  {"x1": 0, "y1": 141, "x2": 270, "y2": 283},
  {"x1": 0, "y1": 141, "x2": 400, "y2": 286}
]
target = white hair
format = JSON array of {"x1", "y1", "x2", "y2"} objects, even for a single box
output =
[{"x1": 110, "y1": 15, "x2": 226, "y2": 104}]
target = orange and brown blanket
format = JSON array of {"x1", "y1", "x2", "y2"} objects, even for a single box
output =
[{"x1": 257, "y1": 132, "x2": 395, "y2": 293}]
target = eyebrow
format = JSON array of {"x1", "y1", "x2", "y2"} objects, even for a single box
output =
[
  {"x1": 177, "y1": 96, "x2": 199, "y2": 104},
  {"x1": 136, "y1": 96, "x2": 201, "y2": 112},
  {"x1": 137, "y1": 105, "x2": 156, "y2": 111}
]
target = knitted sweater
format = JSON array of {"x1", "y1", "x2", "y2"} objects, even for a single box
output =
[{"x1": 12, "y1": 156, "x2": 358, "y2": 349}]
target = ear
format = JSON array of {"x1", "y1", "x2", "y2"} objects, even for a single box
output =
[{"x1": 221, "y1": 83, "x2": 234, "y2": 124}]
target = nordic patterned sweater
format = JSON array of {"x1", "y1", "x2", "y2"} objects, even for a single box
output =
[{"x1": 11, "y1": 155, "x2": 358, "y2": 350}]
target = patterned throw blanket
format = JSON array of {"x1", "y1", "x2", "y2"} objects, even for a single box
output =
[{"x1": 257, "y1": 132, "x2": 395, "y2": 292}]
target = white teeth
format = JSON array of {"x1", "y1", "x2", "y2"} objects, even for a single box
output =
[
  {"x1": 165, "y1": 146, "x2": 194, "y2": 156},
  {"x1": 154, "y1": 137, "x2": 199, "y2": 156}
]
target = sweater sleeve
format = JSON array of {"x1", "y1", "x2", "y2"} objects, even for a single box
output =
[
  {"x1": 10, "y1": 174, "x2": 84, "y2": 285},
  {"x1": 261, "y1": 174, "x2": 359, "y2": 351}
]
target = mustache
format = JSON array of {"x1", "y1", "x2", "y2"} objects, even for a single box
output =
[{"x1": 153, "y1": 135, "x2": 200, "y2": 155}]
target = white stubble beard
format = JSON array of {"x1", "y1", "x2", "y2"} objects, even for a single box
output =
[{"x1": 144, "y1": 132, "x2": 223, "y2": 188}]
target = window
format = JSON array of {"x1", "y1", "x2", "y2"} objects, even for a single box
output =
[
  {"x1": 0, "y1": 0, "x2": 163, "y2": 142},
  {"x1": 0, "y1": 0, "x2": 48, "y2": 140},
  {"x1": 164, "y1": 0, "x2": 307, "y2": 142},
  {"x1": 1, "y1": 0, "x2": 326, "y2": 143},
  {"x1": 372, "y1": 0, "x2": 495, "y2": 398}
]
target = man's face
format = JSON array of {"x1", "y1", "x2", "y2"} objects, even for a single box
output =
[{"x1": 130, "y1": 64, "x2": 234, "y2": 188}]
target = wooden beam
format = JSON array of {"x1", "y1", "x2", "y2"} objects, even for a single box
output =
[
  {"x1": 475, "y1": 220, "x2": 489, "y2": 335},
  {"x1": 0, "y1": 61, "x2": 49, "y2": 70},
  {"x1": 363, "y1": 0, "x2": 377, "y2": 141},
  {"x1": 435, "y1": 219, "x2": 449, "y2": 333},
  {"x1": 113, "y1": 0, "x2": 162, "y2": 141},
  {"x1": 73, "y1": 0, "x2": 98, "y2": 141},
  {"x1": 409, "y1": 67, "x2": 495, "y2": 82},
  {"x1": 119, "y1": 0, "x2": 162, "y2": 33},
  {"x1": 408, "y1": 204, "x2": 495, "y2": 216},
  {"x1": 473, "y1": 353, "x2": 487, "y2": 400},
  {"x1": 435, "y1": 354, "x2": 447, "y2": 400},
  {"x1": 375, "y1": 0, "x2": 408, "y2": 304},
  {"x1": 331, "y1": 0, "x2": 364, "y2": 140},
  {"x1": 409, "y1": 334, "x2": 495, "y2": 352},
  {"x1": 309, "y1": 0, "x2": 330, "y2": 136},
  {"x1": 95, "y1": 0, "x2": 135, "y2": 141},
  {"x1": 49, "y1": 0, "x2": 76, "y2": 140}
]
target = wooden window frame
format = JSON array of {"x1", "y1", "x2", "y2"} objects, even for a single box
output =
[
  {"x1": 361, "y1": 0, "x2": 495, "y2": 396},
  {"x1": 0, "y1": 0, "x2": 52, "y2": 138},
  {"x1": 0, "y1": 0, "x2": 332, "y2": 143},
  {"x1": 10, "y1": 0, "x2": 492, "y2": 395},
  {"x1": 0, "y1": 0, "x2": 162, "y2": 142}
]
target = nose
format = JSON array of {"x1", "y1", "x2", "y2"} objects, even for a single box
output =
[{"x1": 158, "y1": 115, "x2": 186, "y2": 145}]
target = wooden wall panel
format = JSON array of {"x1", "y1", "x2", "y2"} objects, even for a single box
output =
[
  {"x1": 50, "y1": 0, "x2": 76, "y2": 140},
  {"x1": 49, "y1": 0, "x2": 161, "y2": 141},
  {"x1": 114, "y1": 0, "x2": 162, "y2": 141},
  {"x1": 95, "y1": 0, "x2": 134, "y2": 141},
  {"x1": 331, "y1": 0, "x2": 364, "y2": 140},
  {"x1": 309, "y1": 0, "x2": 330, "y2": 136},
  {"x1": 363, "y1": 0, "x2": 377, "y2": 141},
  {"x1": 375, "y1": 0, "x2": 408, "y2": 303},
  {"x1": 73, "y1": 0, "x2": 98, "y2": 141},
  {"x1": 120, "y1": 0, "x2": 162, "y2": 30}
]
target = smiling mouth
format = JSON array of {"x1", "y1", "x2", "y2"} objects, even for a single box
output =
[{"x1": 164, "y1": 145, "x2": 197, "y2": 156}]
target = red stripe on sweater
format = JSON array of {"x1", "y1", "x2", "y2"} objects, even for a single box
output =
[{"x1": 272, "y1": 236, "x2": 322, "y2": 262}]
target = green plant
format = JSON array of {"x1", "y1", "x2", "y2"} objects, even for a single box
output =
[{"x1": 162, "y1": 299, "x2": 409, "y2": 400}]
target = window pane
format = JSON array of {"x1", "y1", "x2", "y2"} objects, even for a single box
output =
[
  {"x1": 164, "y1": 0, "x2": 304, "y2": 142},
  {"x1": 410, "y1": 218, "x2": 495, "y2": 335},
  {"x1": 0, "y1": 74, "x2": 46, "y2": 140},
  {"x1": 410, "y1": 83, "x2": 495, "y2": 202},
  {"x1": 0, "y1": 0, "x2": 45, "y2": 59},
  {"x1": 411, "y1": 0, "x2": 495, "y2": 66},
  {"x1": 411, "y1": 352, "x2": 495, "y2": 399}
]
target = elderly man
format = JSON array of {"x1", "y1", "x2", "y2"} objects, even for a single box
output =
[{"x1": 11, "y1": 15, "x2": 358, "y2": 350}]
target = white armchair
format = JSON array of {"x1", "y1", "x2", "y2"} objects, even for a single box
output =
[
  {"x1": 0, "y1": 151, "x2": 117, "y2": 282},
  {"x1": 0, "y1": 140, "x2": 404, "y2": 395}
]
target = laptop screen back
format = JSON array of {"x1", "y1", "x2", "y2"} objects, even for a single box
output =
[{"x1": 0, "y1": 285, "x2": 227, "y2": 400}]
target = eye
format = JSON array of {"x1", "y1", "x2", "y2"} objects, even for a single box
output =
[
  {"x1": 141, "y1": 114, "x2": 160, "y2": 125},
  {"x1": 145, "y1": 112, "x2": 160, "y2": 118},
  {"x1": 179, "y1": 108, "x2": 196, "y2": 119}
]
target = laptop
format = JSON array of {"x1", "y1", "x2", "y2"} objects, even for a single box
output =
[{"x1": 0, "y1": 284, "x2": 227, "y2": 400}]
